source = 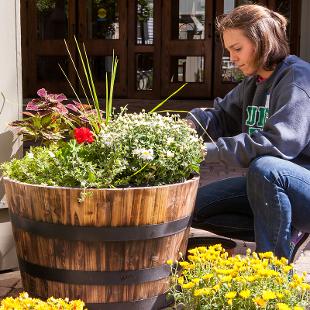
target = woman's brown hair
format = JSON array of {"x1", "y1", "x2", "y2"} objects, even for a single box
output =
[{"x1": 216, "y1": 4, "x2": 289, "y2": 71}]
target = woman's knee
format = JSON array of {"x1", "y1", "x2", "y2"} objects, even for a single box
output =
[{"x1": 247, "y1": 156, "x2": 281, "y2": 185}]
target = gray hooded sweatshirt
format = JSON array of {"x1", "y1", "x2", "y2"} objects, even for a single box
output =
[{"x1": 187, "y1": 55, "x2": 310, "y2": 168}]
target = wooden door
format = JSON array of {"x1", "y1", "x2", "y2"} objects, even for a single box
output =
[
  {"x1": 77, "y1": 0, "x2": 128, "y2": 97},
  {"x1": 161, "y1": 0, "x2": 214, "y2": 98},
  {"x1": 21, "y1": 0, "x2": 77, "y2": 97},
  {"x1": 268, "y1": 0, "x2": 301, "y2": 55},
  {"x1": 127, "y1": 0, "x2": 162, "y2": 99}
]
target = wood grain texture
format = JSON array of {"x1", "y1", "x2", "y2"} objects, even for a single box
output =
[{"x1": 4, "y1": 177, "x2": 199, "y2": 305}]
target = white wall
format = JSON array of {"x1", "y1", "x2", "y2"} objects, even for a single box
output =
[
  {"x1": 300, "y1": 0, "x2": 310, "y2": 62},
  {"x1": 0, "y1": 0, "x2": 22, "y2": 270}
]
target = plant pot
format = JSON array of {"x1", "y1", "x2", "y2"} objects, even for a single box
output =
[
  {"x1": 186, "y1": 237, "x2": 237, "y2": 257},
  {"x1": 4, "y1": 176, "x2": 199, "y2": 310}
]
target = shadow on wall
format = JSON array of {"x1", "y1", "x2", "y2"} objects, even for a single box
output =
[{"x1": 0, "y1": 130, "x2": 22, "y2": 204}]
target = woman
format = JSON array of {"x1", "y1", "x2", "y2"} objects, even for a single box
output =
[{"x1": 187, "y1": 4, "x2": 310, "y2": 262}]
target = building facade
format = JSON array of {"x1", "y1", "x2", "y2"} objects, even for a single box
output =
[{"x1": 21, "y1": 0, "x2": 306, "y2": 102}]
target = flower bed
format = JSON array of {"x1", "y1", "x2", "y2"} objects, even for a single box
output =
[
  {"x1": 0, "y1": 292, "x2": 86, "y2": 309},
  {"x1": 168, "y1": 245, "x2": 310, "y2": 309}
]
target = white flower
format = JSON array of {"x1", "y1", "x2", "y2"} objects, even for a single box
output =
[
  {"x1": 167, "y1": 137, "x2": 174, "y2": 145},
  {"x1": 133, "y1": 148, "x2": 154, "y2": 161},
  {"x1": 166, "y1": 150, "x2": 174, "y2": 158},
  {"x1": 99, "y1": 132, "x2": 113, "y2": 146},
  {"x1": 48, "y1": 151, "x2": 55, "y2": 158},
  {"x1": 27, "y1": 152, "x2": 34, "y2": 159}
]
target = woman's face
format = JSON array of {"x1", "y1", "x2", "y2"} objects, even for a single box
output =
[{"x1": 223, "y1": 28, "x2": 257, "y2": 76}]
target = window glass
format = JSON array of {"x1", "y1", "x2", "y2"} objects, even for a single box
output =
[
  {"x1": 136, "y1": 54, "x2": 153, "y2": 90},
  {"x1": 136, "y1": 0, "x2": 154, "y2": 44},
  {"x1": 170, "y1": 56, "x2": 204, "y2": 82},
  {"x1": 171, "y1": 0, "x2": 206, "y2": 40},
  {"x1": 36, "y1": 0, "x2": 68, "y2": 39},
  {"x1": 87, "y1": 0, "x2": 119, "y2": 39}
]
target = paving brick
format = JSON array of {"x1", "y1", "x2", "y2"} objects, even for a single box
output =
[
  {"x1": 0, "y1": 278, "x2": 20, "y2": 288},
  {"x1": 0, "y1": 286, "x2": 12, "y2": 300}
]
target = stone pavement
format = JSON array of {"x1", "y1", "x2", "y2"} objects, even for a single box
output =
[{"x1": 0, "y1": 162, "x2": 310, "y2": 300}]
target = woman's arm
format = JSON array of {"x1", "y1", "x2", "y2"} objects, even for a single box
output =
[
  {"x1": 205, "y1": 85, "x2": 310, "y2": 167},
  {"x1": 186, "y1": 82, "x2": 244, "y2": 140}
]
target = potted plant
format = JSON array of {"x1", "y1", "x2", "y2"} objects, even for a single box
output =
[
  {"x1": 168, "y1": 245, "x2": 310, "y2": 309},
  {"x1": 1, "y1": 40, "x2": 204, "y2": 309}
]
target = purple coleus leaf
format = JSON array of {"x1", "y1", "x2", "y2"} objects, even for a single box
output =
[
  {"x1": 66, "y1": 103, "x2": 79, "y2": 112},
  {"x1": 26, "y1": 101, "x2": 39, "y2": 111},
  {"x1": 37, "y1": 88, "x2": 47, "y2": 98},
  {"x1": 53, "y1": 103, "x2": 68, "y2": 115},
  {"x1": 47, "y1": 93, "x2": 67, "y2": 103}
]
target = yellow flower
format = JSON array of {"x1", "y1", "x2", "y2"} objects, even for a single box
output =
[
  {"x1": 188, "y1": 248, "x2": 199, "y2": 255},
  {"x1": 166, "y1": 259, "x2": 173, "y2": 265},
  {"x1": 221, "y1": 275, "x2": 232, "y2": 283},
  {"x1": 262, "y1": 290, "x2": 277, "y2": 301},
  {"x1": 227, "y1": 299, "x2": 233, "y2": 305},
  {"x1": 202, "y1": 273, "x2": 213, "y2": 280},
  {"x1": 225, "y1": 291, "x2": 237, "y2": 299},
  {"x1": 179, "y1": 261, "x2": 190, "y2": 268},
  {"x1": 246, "y1": 275, "x2": 257, "y2": 282},
  {"x1": 194, "y1": 288, "x2": 212, "y2": 297},
  {"x1": 283, "y1": 265, "x2": 293, "y2": 273},
  {"x1": 182, "y1": 282, "x2": 195, "y2": 289},
  {"x1": 276, "y1": 303, "x2": 291, "y2": 310},
  {"x1": 293, "y1": 306, "x2": 304, "y2": 310},
  {"x1": 197, "y1": 246, "x2": 207, "y2": 253},
  {"x1": 212, "y1": 284, "x2": 220, "y2": 292},
  {"x1": 300, "y1": 283, "x2": 310, "y2": 290},
  {"x1": 253, "y1": 297, "x2": 267, "y2": 307},
  {"x1": 259, "y1": 251, "x2": 274, "y2": 259},
  {"x1": 192, "y1": 278, "x2": 200, "y2": 284},
  {"x1": 239, "y1": 289, "x2": 251, "y2": 299},
  {"x1": 177, "y1": 277, "x2": 184, "y2": 285}
]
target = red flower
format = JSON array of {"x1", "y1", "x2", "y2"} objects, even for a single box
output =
[{"x1": 74, "y1": 127, "x2": 94, "y2": 144}]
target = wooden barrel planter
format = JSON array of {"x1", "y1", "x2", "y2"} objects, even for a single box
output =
[{"x1": 4, "y1": 176, "x2": 199, "y2": 310}]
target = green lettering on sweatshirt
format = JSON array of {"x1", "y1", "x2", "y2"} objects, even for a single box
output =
[
  {"x1": 245, "y1": 106, "x2": 258, "y2": 126},
  {"x1": 246, "y1": 106, "x2": 269, "y2": 135},
  {"x1": 257, "y1": 107, "x2": 269, "y2": 127}
]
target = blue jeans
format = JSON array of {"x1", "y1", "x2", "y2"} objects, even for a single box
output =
[{"x1": 192, "y1": 156, "x2": 310, "y2": 259}]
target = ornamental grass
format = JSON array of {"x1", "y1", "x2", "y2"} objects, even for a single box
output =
[
  {"x1": 168, "y1": 245, "x2": 310, "y2": 309},
  {"x1": 0, "y1": 292, "x2": 86, "y2": 309}
]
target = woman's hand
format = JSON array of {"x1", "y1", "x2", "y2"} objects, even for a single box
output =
[{"x1": 186, "y1": 119, "x2": 197, "y2": 130}]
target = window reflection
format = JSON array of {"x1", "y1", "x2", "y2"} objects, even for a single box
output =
[
  {"x1": 224, "y1": 0, "x2": 256, "y2": 14},
  {"x1": 171, "y1": 56, "x2": 204, "y2": 82},
  {"x1": 89, "y1": 56, "x2": 119, "y2": 81},
  {"x1": 171, "y1": 0, "x2": 205, "y2": 40},
  {"x1": 87, "y1": 0, "x2": 119, "y2": 39},
  {"x1": 37, "y1": 56, "x2": 68, "y2": 81},
  {"x1": 136, "y1": 0, "x2": 154, "y2": 44},
  {"x1": 276, "y1": 0, "x2": 291, "y2": 40},
  {"x1": 136, "y1": 54, "x2": 153, "y2": 90},
  {"x1": 221, "y1": 56, "x2": 244, "y2": 82},
  {"x1": 36, "y1": 0, "x2": 68, "y2": 39}
]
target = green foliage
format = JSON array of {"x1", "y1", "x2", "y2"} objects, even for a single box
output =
[{"x1": 2, "y1": 112, "x2": 204, "y2": 188}]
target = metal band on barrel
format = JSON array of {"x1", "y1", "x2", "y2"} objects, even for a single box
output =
[
  {"x1": 18, "y1": 258, "x2": 171, "y2": 285},
  {"x1": 10, "y1": 212, "x2": 191, "y2": 241}
]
